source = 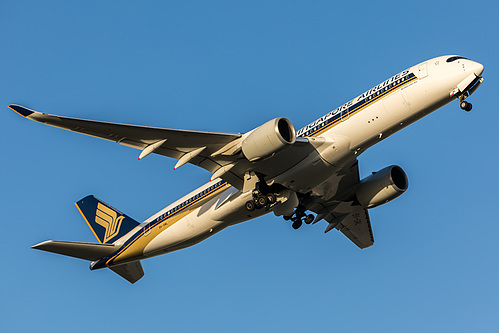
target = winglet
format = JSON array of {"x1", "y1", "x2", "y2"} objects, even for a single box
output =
[{"x1": 9, "y1": 104, "x2": 35, "y2": 117}]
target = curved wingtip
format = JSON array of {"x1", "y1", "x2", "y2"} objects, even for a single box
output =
[
  {"x1": 31, "y1": 240, "x2": 52, "y2": 249},
  {"x1": 9, "y1": 104, "x2": 35, "y2": 117}
]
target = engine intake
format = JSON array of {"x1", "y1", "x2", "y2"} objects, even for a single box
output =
[
  {"x1": 356, "y1": 165, "x2": 408, "y2": 208},
  {"x1": 242, "y1": 117, "x2": 296, "y2": 162}
]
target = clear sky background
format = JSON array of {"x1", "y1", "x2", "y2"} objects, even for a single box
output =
[{"x1": 2, "y1": 1, "x2": 498, "y2": 332}]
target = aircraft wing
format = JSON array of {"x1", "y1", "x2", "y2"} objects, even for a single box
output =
[
  {"x1": 310, "y1": 200, "x2": 374, "y2": 249},
  {"x1": 10, "y1": 105, "x2": 244, "y2": 183},
  {"x1": 306, "y1": 161, "x2": 375, "y2": 249},
  {"x1": 10, "y1": 104, "x2": 317, "y2": 190}
]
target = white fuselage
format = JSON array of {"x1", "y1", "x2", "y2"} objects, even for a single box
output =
[{"x1": 105, "y1": 56, "x2": 484, "y2": 267}]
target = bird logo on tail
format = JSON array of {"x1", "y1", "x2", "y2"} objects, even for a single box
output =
[{"x1": 95, "y1": 203, "x2": 125, "y2": 243}]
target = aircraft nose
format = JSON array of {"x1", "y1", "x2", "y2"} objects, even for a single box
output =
[{"x1": 469, "y1": 61, "x2": 484, "y2": 77}]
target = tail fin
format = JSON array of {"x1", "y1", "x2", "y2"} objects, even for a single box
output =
[{"x1": 75, "y1": 195, "x2": 139, "y2": 244}]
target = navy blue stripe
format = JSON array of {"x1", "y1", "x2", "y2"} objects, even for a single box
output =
[
  {"x1": 101, "y1": 180, "x2": 228, "y2": 266},
  {"x1": 297, "y1": 72, "x2": 417, "y2": 137}
]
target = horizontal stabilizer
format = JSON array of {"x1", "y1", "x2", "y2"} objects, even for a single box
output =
[
  {"x1": 32, "y1": 240, "x2": 117, "y2": 261},
  {"x1": 110, "y1": 261, "x2": 144, "y2": 284}
]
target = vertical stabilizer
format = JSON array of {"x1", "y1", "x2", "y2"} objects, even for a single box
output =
[{"x1": 75, "y1": 195, "x2": 139, "y2": 244}]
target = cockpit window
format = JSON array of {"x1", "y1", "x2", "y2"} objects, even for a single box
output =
[{"x1": 446, "y1": 56, "x2": 468, "y2": 63}]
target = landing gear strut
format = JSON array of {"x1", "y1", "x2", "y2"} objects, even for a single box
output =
[{"x1": 242, "y1": 172, "x2": 316, "y2": 229}]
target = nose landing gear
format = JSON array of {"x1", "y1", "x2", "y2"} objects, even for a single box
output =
[
  {"x1": 460, "y1": 100, "x2": 472, "y2": 112},
  {"x1": 455, "y1": 91, "x2": 473, "y2": 112}
]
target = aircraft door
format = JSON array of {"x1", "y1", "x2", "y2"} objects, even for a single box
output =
[
  {"x1": 418, "y1": 62, "x2": 428, "y2": 79},
  {"x1": 144, "y1": 223, "x2": 151, "y2": 237},
  {"x1": 341, "y1": 106, "x2": 350, "y2": 121}
]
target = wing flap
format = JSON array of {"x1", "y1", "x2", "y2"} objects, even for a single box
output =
[
  {"x1": 307, "y1": 161, "x2": 374, "y2": 249},
  {"x1": 314, "y1": 202, "x2": 374, "y2": 249},
  {"x1": 334, "y1": 205, "x2": 374, "y2": 249}
]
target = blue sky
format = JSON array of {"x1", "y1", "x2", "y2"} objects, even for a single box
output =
[{"x1": 2, "y1": 1, "x2": 498, "y2": 332}]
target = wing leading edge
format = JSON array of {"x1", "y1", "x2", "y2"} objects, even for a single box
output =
[
  {"x1": 9, "y1": 104, "x2": 244, "y2": 186},
  {"x1": 10, "y1": 105, "x2": 321, "y2": 190}
]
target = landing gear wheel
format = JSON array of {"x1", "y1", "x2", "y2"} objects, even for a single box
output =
[
  {"x1": 460, "y1": 101, "x2": 472, "y2": 112},
  {"x1": 292, "y1": 219, "x2": 303, "y2": 230},
  {"x1": 266, "y1": 193, "x2": 276, "y2": 204},
  {"x1": 283, "y1": 215, "x2": 292, "y2": 221},
  {"x1": 245, "y1": 200, "x2": 256, "y2": 212},
  {"x1": 256, "y1": 195, "x2": 268, "y2": 207},
  {"x1": 304, "y1": 214, "x2": 314, "y2": 224}
]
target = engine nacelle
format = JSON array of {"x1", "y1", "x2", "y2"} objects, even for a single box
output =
[
  {"x1": 242, "y1": 117, "x2": 296, "y2": 162},
  {"x1": 356, "y1": 165, "x2": 408, "y2": 208}
]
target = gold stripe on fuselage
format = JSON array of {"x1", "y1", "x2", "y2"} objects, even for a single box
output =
[
  {"x1": 107, "y1": 182, "x2": 230, "y2": 265},
  {"x1": 308, "y1": 75, "x2": 417, "y2": 138},
  {"x1": 107, "y1": 74, "x2": 418, "y2": 265}
]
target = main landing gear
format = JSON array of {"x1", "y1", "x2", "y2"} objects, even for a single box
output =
[
  {"x1": 245, "y1": 187, "x2": 277, "y2": 212},
  {"x1": 241, "y1": 173, "x2": 315, "y2": 230},
  {"x1": 283, "y1": 205, "x2": 314, "y2": 230}
]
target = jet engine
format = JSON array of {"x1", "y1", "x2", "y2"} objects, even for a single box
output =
[
  {"x1": 356, "y1": 165, "x2": 408, "y2": 208},
  {"x1": 242, "y1": 117, "x2": 296, "y2": 162}
]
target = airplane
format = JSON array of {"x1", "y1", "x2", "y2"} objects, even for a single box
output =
[{"x1": 10, "y1": 55, "x2": 484, "y2": 284}]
